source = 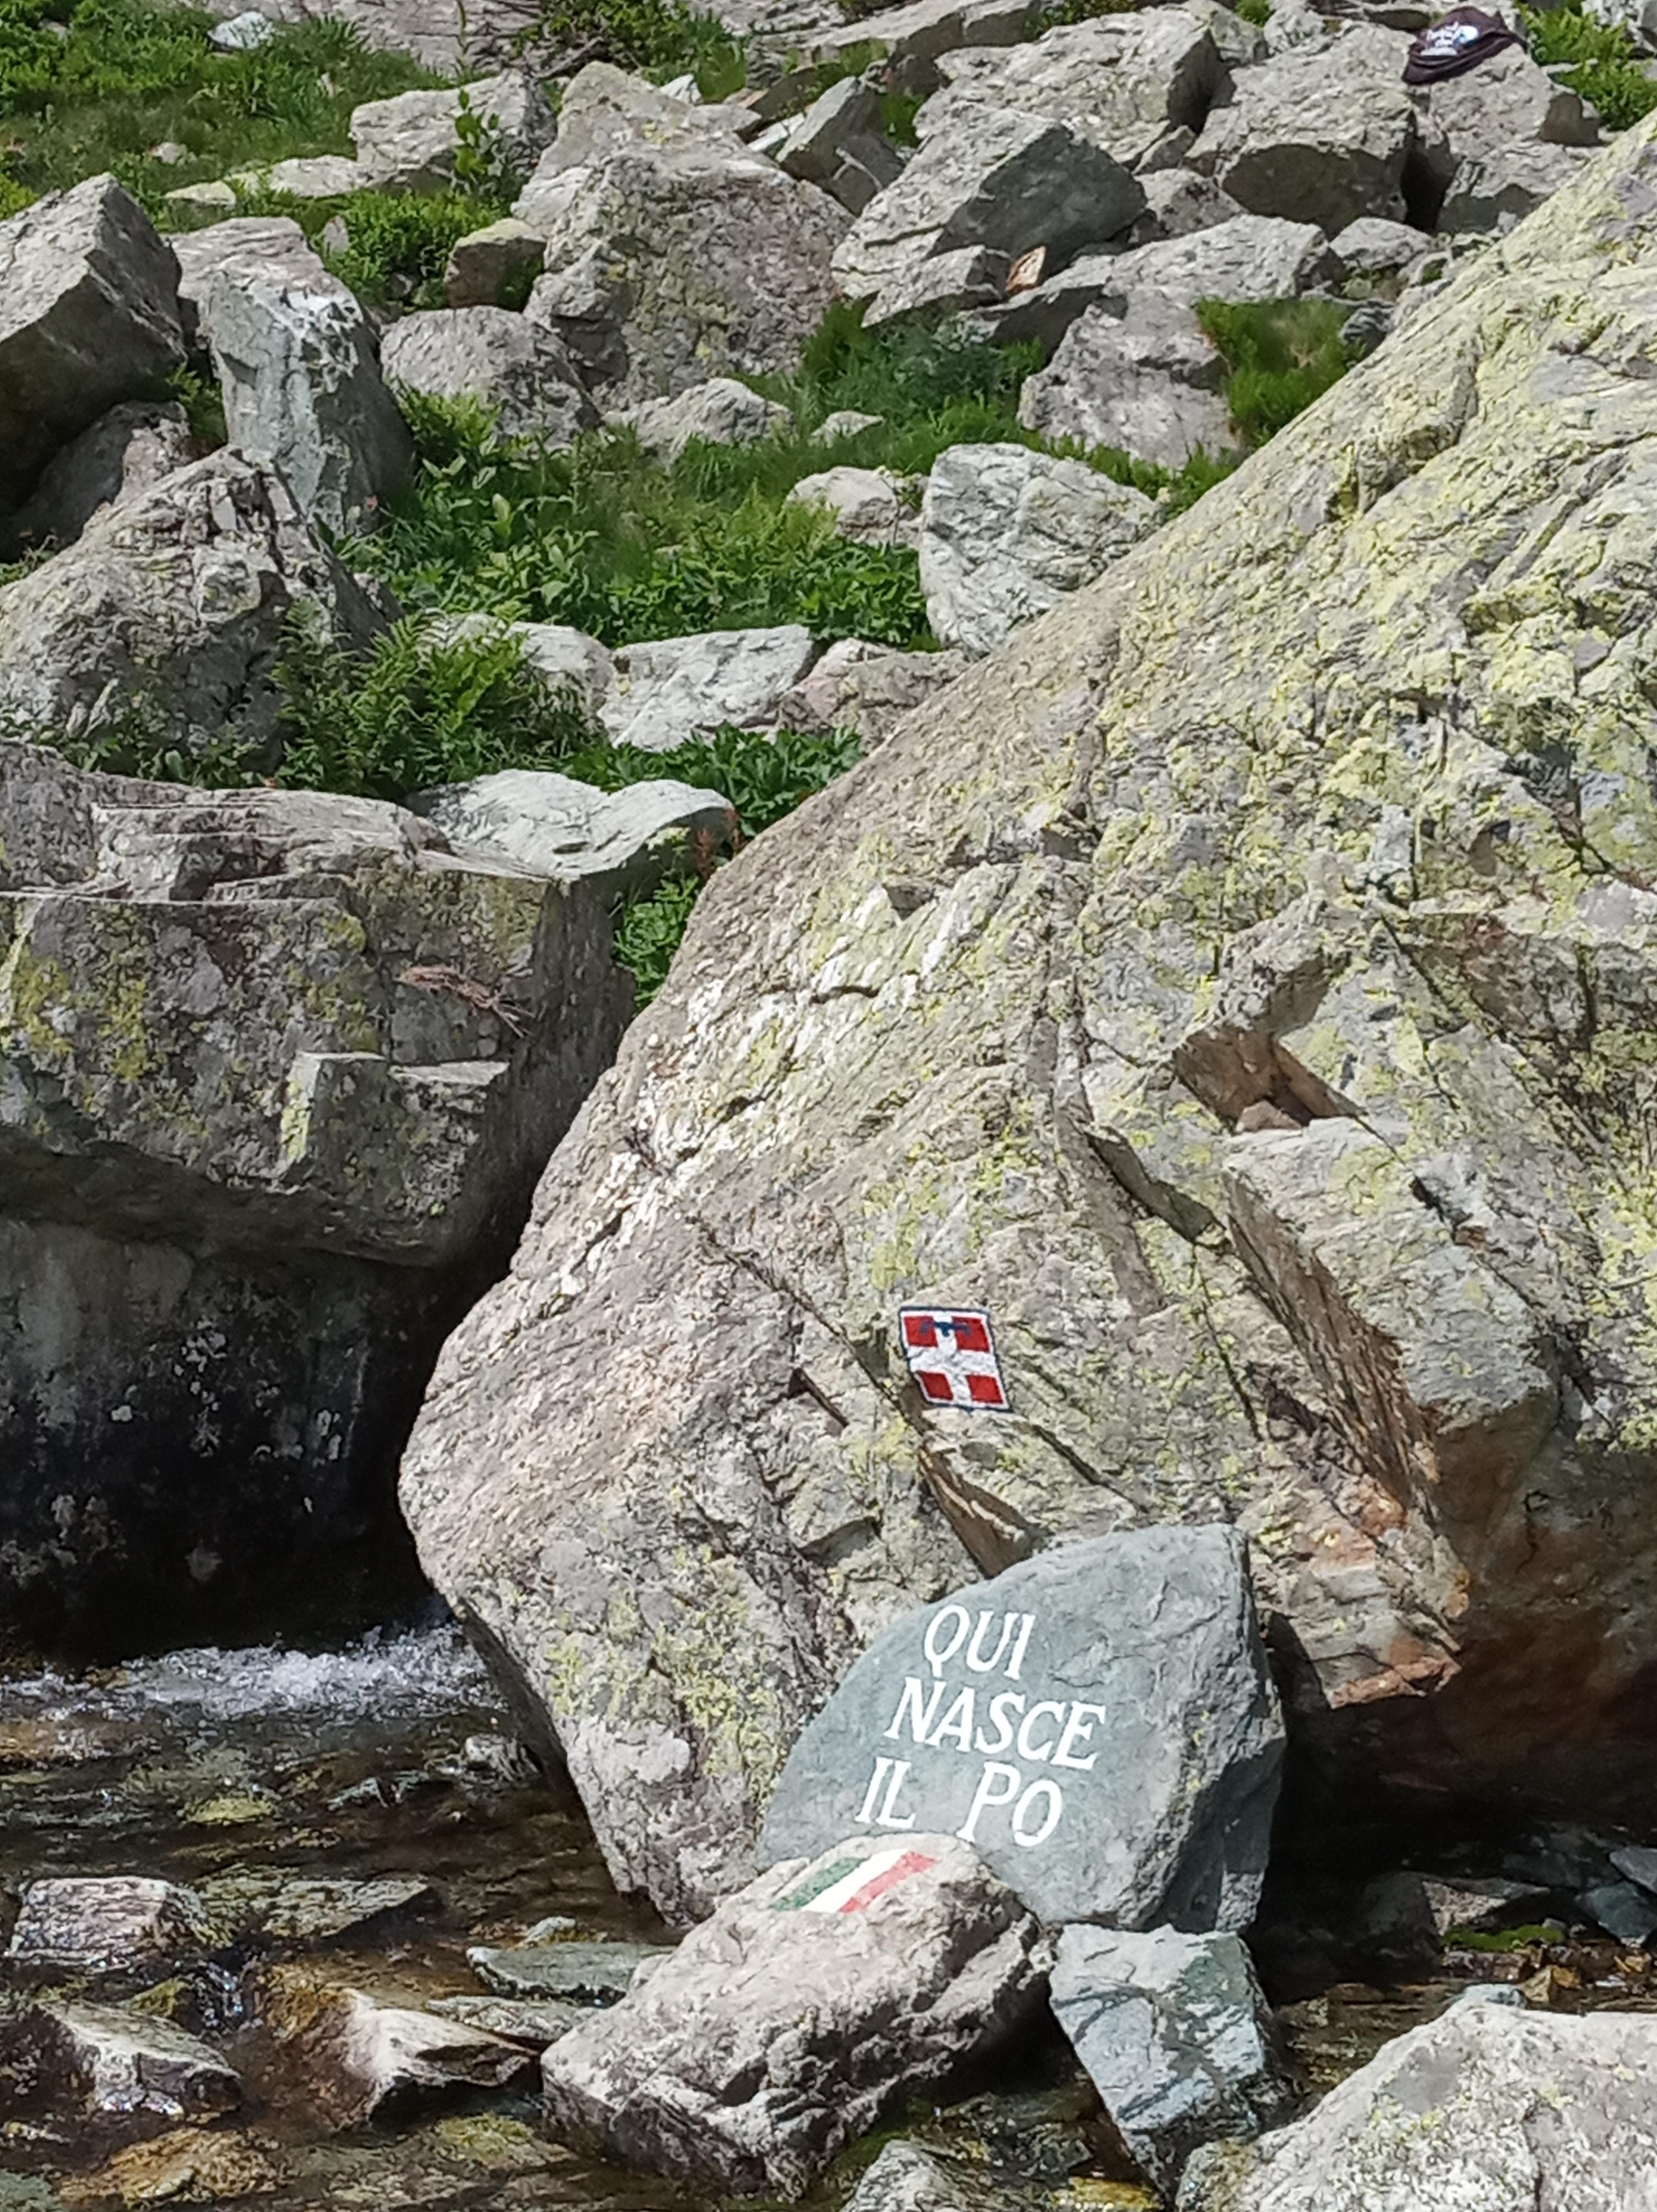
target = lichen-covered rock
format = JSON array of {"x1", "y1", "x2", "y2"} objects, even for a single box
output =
[
  {"x1": 0, "y1": 175, "x2": 184, "y2": 511},
  {"x1": 0, "y1": 450, "x2": 382, "y2": 752},
  {"x1": 1176, "y1": 2002, "x2": 1657, "y2": 2210},
  {"x1": 380, "y1": 308, "x2": 598, "y2": 448},
  {"x1": 350, "y1": 70, "x2": 554, "y2": 193},
  {"x1": 401, "y1": 116, "x2": 1657, "y2": 1924},
  {"x1": 0, "y1": 735, "x2": 628, "y2": 1652},
  {"x1": 519, "y1": 137, "x2": 847, "y2": 406},
  {"x1": 174, "y1": 217, "x2": 410, "y2": 535},
  {"x1": 540, "y1": 1835, "x2": 1048, "y2": 2193},
  {"x1": 919, "y1": 441, "x2": 1156, "y2": 654}
]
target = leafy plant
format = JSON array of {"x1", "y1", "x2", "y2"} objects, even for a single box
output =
[
  {"x1": 1521, "y1": 0, "x2": 1657, "y2": 131},
  {"x1": 1234, "y1": 0, "x2": 1270, "y2": 24},
  {"x1": 1198, "y1": 296, "x2": 1355, "y2": 447},
  {"x1": 326, "y1": 187, "x2": 509, "y2": 308},
  {"x1": 615, "y1": 869, "x2": 701, "y2": 1004},
  {"x1": 531, "y1": 0, "x2": 746, "y2": 96}
]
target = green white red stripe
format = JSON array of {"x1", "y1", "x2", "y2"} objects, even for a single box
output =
[{"x1": 776, "y1": 1848, "x2": 936, "y2": 1915}]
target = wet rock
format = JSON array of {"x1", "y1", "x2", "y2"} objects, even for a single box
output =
[
  {"x1": 7, "y1": 1880, "x2": 215, "y2": 1975},
  {"x1": 1187, "y1": 24, "x2": 1417, "y2": 231},
  {"x1": 174, "y1": 216, "x2": 410, "y2": 535},
  {"x1": 196, "y1": 1872, "x2": 440, "y2": 1947},
  {"x1": 0, "y1": 2002, "x2": 240, "y2": 2125},
  {"x1": 1176, "y1": 2003, "x2": 1657, "y2": 2209},
  {"x1": 519, "y1": 128, "x2": 846, "y2": 408},
  {"x1": 379, "y1": 308, "x2": 599, "y2": 448},
  {"x1": 69, "y1": 2128, "x2": 283, "y2": 2206},
  {"x1": 465, "y1": 1940, "x2": 655, "y2": 2002},
  {"x1": 0, "y1": 733, "x2": 627, "y2": 1652},
  {"x1": 843, "y1": 2140, "x2": 1005, "y2": 2211},
  {"x1": 9, "y1": 400, "x2": 196, "y2": 553},
  {"x1": 0, "y1": 175, "x2": 184, "y2": 511},
  {"x1": 602, "y1": 624, "x2": 820, "y2": 750},
  {"x1": 788, "y1": 465, "x2": 917, "y2": 546},
  {"x1": 621, "y1": 377, "x2": 793, "y2": 465},
  {"x1": 443, "y1": 218, "x2": 545, "y2": 308},
  {"x1": 760, "y1": 1528, "x2": 1281, "y2": 1929},
  {"x1": 541, "y1": 1835, "x2": 1048, "y2": 2194},
  {"x1": 263, "y1": 1971, "x2": 535, "y2": 2128},
  {"x1": 427, "y1": 1996, "x2": 584, "y2": 2045},
  {"x1": 832, "y1": 109, "x2": 1142, "y2": 307},
  {"x1": 919, "y1": 441, "x2": 1157, "y2": 655},
  {"x1": 350, "y1": 71, "x2": 555, "y2": 193},
  {"x1": 410, "y1": 768, "x2": 732, "y2": 899},
  {"x1": 777, "y1": 636, "x2": 968, "y2": 747},
  {"x1": 1053, "y1": 1927, "x2": 1285, "y2": 2195}
]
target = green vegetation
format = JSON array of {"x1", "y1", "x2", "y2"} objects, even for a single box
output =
[
  {"x1": 1443, "y1": 1923, "x2": 1561, "y2": 1953},
  {"x1": 1234, "y1": 0, "x2": 1271, "y2": 24},
  {"x1": 1198, "y1": 296, "x2": 1356, "y2": 447},
  {"x1": 1523, "y1": 0, "x2": 1657, "y2": 132},
  {"x1": 532, "y1": 0, "x2": 746, "y2": 98},
  {"x1": 0, "y1": 0, "x2": 437, "y2": 214}
]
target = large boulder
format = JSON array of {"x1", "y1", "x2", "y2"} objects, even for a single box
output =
[
  {"x1": 1019, "y1": 300, "x2": 1232, "y2": 468},
  {"x1": 541, "y1": 1834, "x2": 1048, "y2": 2194},
  {"x1": 350, "y1": 69, "x2": 554, "y2": 193},
  {"x1": 600, "y1": 625, "x2": 821, "y2": 751},
  {"x1": 173, "y1": 218, "x2": 411, "y2": 535},
  {"x1": 1188, "y1": 24, "x2": 1419, "y2": 231},
  {"x1": 919, "y1": 442, "x2": 1157, "y2": 655},
  {"x1": 379, "y1": 308, "x2": 598, "y2": 448},
  {"x1": 757, "y1": 1527, "x2": 1284, "y2": 1929},
  {"x1": 0, "y1": 736, "x2": 628, "y2": 1653},
  {"x1": 401, "y1": 119, "x2": 1657, "y2": 1924},
  {"x1": 1409, "y1": 41, "x2": 1599, "y2": 219},
  {"x1": 0, "y1": 450, "x2": 381, "y2": 752},
  {"x1": 10, "y1": 399, "x2": 196, "y2": 553},
  {"x1": 0, "y1": 175, "x2": 184, "y2": 512},
  {"x1": 1177, "y1": 2000, "x2": 1657, "y2": 2209},
  {"x1": 832, "y1": 107, "x2": 1144, "y2": 306}
]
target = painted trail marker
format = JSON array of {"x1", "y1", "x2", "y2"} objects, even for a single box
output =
[
  {"x1": 757, "y1": 1526, "x2": 1285, "y2": 1930},
  {"x1": 899, "y1": 1307, "x2": 1009, "y2": 1411}
]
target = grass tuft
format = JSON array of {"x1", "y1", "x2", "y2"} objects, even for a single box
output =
[{"x1": 1198, "y1": 296, "x2": 1356, "y2": 447}]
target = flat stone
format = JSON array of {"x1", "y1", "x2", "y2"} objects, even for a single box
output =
[
  {"x1": 410, "y1": 768, "x2": 733, "y2": 899},
  {"x1": 196, "y1": 1871, "x2": 440, "y2": 1945},
  {"x1": 919, "y1": 441, "x2": 1157, "y2": 655},
  {"x1": 7, "y1": 1879, "x2": 215, "y2": 1974},
  {"x1": 380, "y1": 307, "x2": 598, "y2": 448},
  {"x1": 466, "y1": 1940, "x2": 657, "y2": 2001},
  {"x1": 759, "y1": 1527, "x2": 1284, "y2": 1930},
  {"x1": 541, "y1": 1835, "x2": 1047, "y2": 2195},
  {"x1": 427, "y1": 1994, "x2": 586, "y2": 2044},
  {"x1": 602, "y1": 625, "x2": 820, "y2": 751},
  {"x1": 226, "y1": 154, "x2": 363, "y2": 198},
  {"x1": 68, "y1": 2130, "x2": 282, "y2": 2207},
  {"x1": 1051, "y1": 1926, "x2": 1288, "y2": 2194}
]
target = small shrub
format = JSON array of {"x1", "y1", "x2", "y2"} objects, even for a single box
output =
[
  {"x1": 615, "y1": 869, "x2": 702, "y2": 1004},
  {"x1": 1523, "y1": 0, "x2": 1657, "y2": 132},
  {"x1": 325, "y1": 187, "x2": 510, "y2": 309},
  {"x1": 1198, "y1": 296, "x2": 1355, "y2": 446},
  {"x1": 532, "y1": 0, "x2": 746, "y2": 96}
]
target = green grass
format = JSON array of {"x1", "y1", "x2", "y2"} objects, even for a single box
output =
[
  {"x1": 192, "y1": 182, "x2": 512, "y2": 313},
  {"x1": 530, "y1": 0, "x2": 746, "y2": 98},
  {"x1": 0, "y1": 0, "x2": 440, "y2": 216},
  {"x1": 1198, "y1": 296, "x2": 1356, "y2": 447},
  {"x1": 1521, "y1": 0, "x2": 1657, "y2": 131}
]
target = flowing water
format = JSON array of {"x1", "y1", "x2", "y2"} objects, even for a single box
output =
[{"x1": 2, "y1": 1621, "x2": 1653, "y2": 2212}]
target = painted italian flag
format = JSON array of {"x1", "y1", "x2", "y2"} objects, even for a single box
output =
[{"x1": 776, "y1": 1848, "x2": 936, "y2": 1916}]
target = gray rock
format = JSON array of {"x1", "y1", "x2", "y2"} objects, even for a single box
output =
[
  {"x1": 427, "y1": 1994, "x2": 585, "y2": 2043},
  {"x1": 602, "y1": 624, "x2": 821, "y2": 751},
  {"x1": 1410, "y1": 41, "x2": 1599, "y2": 213},
  {"x1": 1176, "y1": 2004, "x2": 1657, "y2": 2209},
  {"x1": 843, "y1": 2141, "x2": 1005, "y2": 2211},
  {"x1": 212, "y1": 8, "x2": 273, "y2": 46},
  {"x1": 1579, "y1": 1878, "x2": 1657, "y2": 1944},
  {"x1": 165, "y1": 180, "x2": 239, "y2": 215},
  {"x1": 864, "y1": 245, "x2": 1012, "y2": 330},
  {"x1": 350, "y1": 70, "x2": 555, "y2": 193},
  {"x1": 800, "y1": 0, "x2": 1043, "y2": 76},
  {"x1": 201, "y1": 0, "x2": 554, "y2": 73},
  {"x1": 815, "y1": 407, "x2": 885, "y2": 443},
  {"x1": 777, "y1": 636, "x2": 968, "y2": 746},
  {"x1": 919, "y1": 441, "x2": 1157, "y2": 655},
  {"x1": 195, "y1": 1871, "x2": 439, "y2": 1945},
  {"x1": 921, "y1": 11, "x2": 1231, "y2": 172},
  {"x1": 410, "y1": 767, "x2": 732, "y2": 898},
  {"x1": 1585, "y1": 0, "x2": 1657, "y2": 52},
  {"x1": 1052, "y1": 1926, "x2": 1288, "y2": 2194},
  {"x1": 0, "y1": 2002, "x2": 240, "y2": 2123},
  {"x1": 540, "y1": 1835, "x2": 1048, "y2": 2194},
  {"x1": 1019, "y1": 300, "x2": 1230, "y2": 469},
  {"x1": 380, "y1": 308, "x2": 598, "y2": 448},
  {"x1": 1612, "y1": 1843, "x2": 1657, "y2": 1897},
  {"x1": 0, "y1": 175, "x2": 184, "y2": 512},
  {"x1": 0, "y1": 731, "x2": 627, "y2": 1651},
  {"x1": 788, "y1": 465, "x2": 917, "y2": 546},
  {"x1": 760, "y1": 1528, "x2": 1282, "y2": 1929},
  {"x1": 262, "y1": 1969, "x2": 534, "y2": 2127},
  {"x1": 779, "y1": 77, "x2": 903, "y2": 212},
  {"x1": 1421, "y1": 1874, "x2": 1543, "y2": 1937},
  {"x1": 10, "y1": 400, "x2": 195, "y2": 552},
  {"x1": 443, "y1": 217, "x2": 545, "y2": 308},
  {"x1": 1187, "y1": 24, "x2": 1417, "y2": 231},
  {"x1": 7, "y1": 1879, "x2": 215, "y2": 1974},
  {"x1": 1325, "y1": 214, "x2": 1431, "y2": 280},
  {"x1": 467, "y1": 1940, "x2": 657, "y2": 2001},
  {"x1": 0, "y1": 449, "x2": 383, "y2": 752},
  {"x1": 831, "y1": 109, "x2": 1144, "y2": 307},
  {"x1": 1135, "y1": 166, "x2": 1249, "y2": 242},
  {"x1": 526, "y1": 62, "x2": 750, "y2": 178},
  {"x1": 175, "y1": 217, "x2": 411, "y2": 535},
  {"x1": 622, "y1": 377, "x2": 792, "y2": 465},
  {"x1": 226, "y1": 153, "x2": 363, "y2": 198},
  {"x1": 1260, "y1": 0, "x2": 1325, "y2": 52},
  {"x1": 520, "y1": 139, "x2": 847, "y2": 408},
  {"x1": 1437, "y1": 139, "x2": 1599, "y2": 235},
  {"x1": 1180, "y1": 0, "x2": 1266, "y2": 67}
]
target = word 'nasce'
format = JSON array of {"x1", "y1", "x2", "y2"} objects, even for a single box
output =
[{"x1": 852, "y1": 1601, "x2": 1106, "y2": 1852}]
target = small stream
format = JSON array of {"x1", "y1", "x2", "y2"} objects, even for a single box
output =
[{"x1": 1, "y1": 1621, "x2": 1652, "y2": 2211}]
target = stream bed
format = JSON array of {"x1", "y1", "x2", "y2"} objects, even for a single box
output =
[{"x1": 1, "y1": 1620, "x2": 1651, "y2": 2211}]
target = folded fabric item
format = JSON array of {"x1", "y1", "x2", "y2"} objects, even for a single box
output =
[{"x1": 1403, "y1": 4, "x2": 1524, "y2": 82}]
